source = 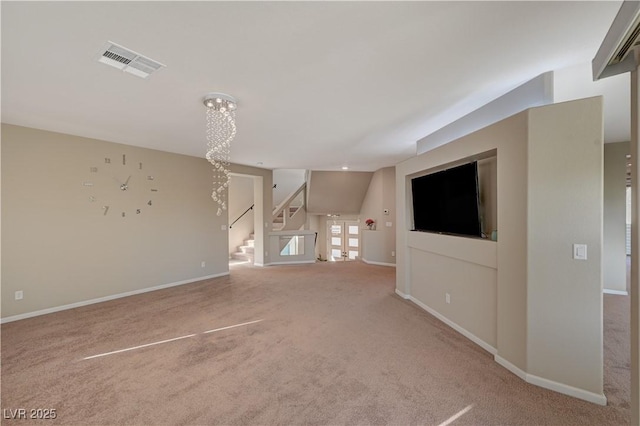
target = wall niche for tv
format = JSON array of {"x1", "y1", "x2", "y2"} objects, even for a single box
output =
[{"x1": 409, "y1": 151, "x2": 497, "y2": 240}]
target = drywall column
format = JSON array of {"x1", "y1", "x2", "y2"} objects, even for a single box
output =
[
  {"x1": 526, "y1": 98, "x2": 605, "y2": 403},
  {"x1": 604, "y1": 142, "x2": 629, "y2": 293},
  {"x1": 631, "y1": 59, "x2": 640, "y2": 426}
]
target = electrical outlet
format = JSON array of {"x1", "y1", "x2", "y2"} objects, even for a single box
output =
[
  {"x1": 391, "y1": 250, "x2": 395, "y2": 257},
  {"x1": 445, "y1": 293, "x2": 451, "y2": 304},
  {"x1": 15, "y1": 290, "x2": 23, "y2": 300},
  {"x1": 201, "y1": 261, "x2": 206, "y2": 268},
  {"x1": 221, "y1": 225, "x2": 227, "y2": 231}
]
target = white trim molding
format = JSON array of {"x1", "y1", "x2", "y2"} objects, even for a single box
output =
[
  {"x1": 0, "y1": 272, "x2": 230, "y2": 324},
  {"x1": 266, "y1": 260, "x2": 316, "y2": 266},
  {"x1": 495, "y1": 355, "x2": 528, "y2": 381},
  {"x1": 495, "y1": 355, "x2": 607, "y2": 406},
  {"x1": 362, "y1": 258, "x2": 396, "y2": 267},
  {"x1": 395, "y1": 288, "x2": 410, "y2": 299},
  {"x1": 527, "y1": 373, "x2": 607, "y2": 406},
  {"x1": 407, "y1": 295, "x2": 497, "y2": 356},
  {"x1": 604, "y1": 289, "x2": 629, "y2": 296},
  {"x1": 405, "y1": 293, "x2": 606, "y2": 406}
]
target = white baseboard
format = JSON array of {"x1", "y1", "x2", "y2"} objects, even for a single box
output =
[
  {"x1": 362, "y1": 258, "x2": 396, "y2": 267},
  {"x1": 406, "y1": 295, "x2": 497, "y2": 356},
  {"x1": 266, "y1": 260, "x2": 315, "y2": 266},
  {"x1": 0, "y1": 272, "x2": 230, "y2": 324},
  {"x1": 494, "y1": 355, "x2": 607, "y2": 405},
  {"x1": 603, "y1": 289, "x2": 628, "y2": 296},
  {"x1": 527, "y1": 373, "x2": 607, "y2": 406},
  {"x1": 494, "y1": 355, "x2": 528, "y2": 381},
  {"x1": 390, "y1": 290, "x2": 607, "y2": 406},
  {"x1": 395, "y1": 288, "x2": 410, "y2": 299}
]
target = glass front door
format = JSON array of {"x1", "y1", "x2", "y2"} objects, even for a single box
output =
[{"x1": 328, "y1": 221, "x2": 359, "y2": 261}]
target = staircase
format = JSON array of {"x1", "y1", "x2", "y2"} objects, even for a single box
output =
[
  {"x1": 231, "y1": 234, "x2": 255, "y2": 263},
  {"x1": 273, "y1": 207, "x2": 300, "y2": 229},
  {"x1": 272, "y1": 183, "x2": 306, "y2": 231}
]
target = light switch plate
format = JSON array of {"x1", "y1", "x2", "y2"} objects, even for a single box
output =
[{"x1": 573, "y1": 244, "x2": 587, "y2": 260}]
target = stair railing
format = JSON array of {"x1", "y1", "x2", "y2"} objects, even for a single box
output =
[
  {"x1": 272, "y1": 182, "x2": 306, "y2": 229},
  {"x1": 229, "y1": 205, "x2": 253, "y2": 229},
  {"x1": 229, "y1": 184, "x2": 276, "y2": 229}
]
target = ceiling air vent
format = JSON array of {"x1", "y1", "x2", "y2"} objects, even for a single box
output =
[
  {"x1": 609, "y1": 14, "x2": 640, "y2": 66},
  {"x1": 98, "y1": 41, "x2": 165, "y2": 79}
]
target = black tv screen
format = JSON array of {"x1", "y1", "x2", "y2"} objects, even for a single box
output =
[{"x1": 411, "y1": 162, "x2": 482, "y2": 238}]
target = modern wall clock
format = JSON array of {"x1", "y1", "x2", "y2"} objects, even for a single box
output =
[{"x1": 82, "y1": 153, "x2": 158, "y2": 217}]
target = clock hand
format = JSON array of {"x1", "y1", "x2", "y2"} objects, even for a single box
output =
[{"x1": 120, "y1": 175, "x2": 131, "y2": 191}]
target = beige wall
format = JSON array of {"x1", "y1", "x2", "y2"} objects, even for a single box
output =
[
  {"x1": 396, "y1": 97, "x2": 605, "y2": 403},
  {"x1": 398, "y1": 117, "x2": 526, "y2": 369},
  {"x1": 408, "y1": 232, "x2": 497, "y2": 347},
  {"x1": 307, "y1": 171, "x2": 373, "y2": 215},
  {"x1": 526, "y1": 100, "x2": 604, "y2": 395},
  {"x1": 360, "y1": 167, "x2": 396, "y2": 265},
  {"x1": 2, "y1": 124, "x2": 230, "y2": 319},
  {"x1": 603, "y1": 142, "x2": 629, "y2": 293}
]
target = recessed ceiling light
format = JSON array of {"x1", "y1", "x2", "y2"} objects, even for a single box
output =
[{"x1": 341, "y1": 166, "x2": 349, "y2": 170}]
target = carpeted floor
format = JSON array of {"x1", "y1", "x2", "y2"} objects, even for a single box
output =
[{"x1": 1, "y1": 261, "x2": 631, "y2": 425}]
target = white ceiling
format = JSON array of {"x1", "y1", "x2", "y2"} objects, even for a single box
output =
[{"x1": 1, "y1": 1, "x2": 628, "y2": 172}]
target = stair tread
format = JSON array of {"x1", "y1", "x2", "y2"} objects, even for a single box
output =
[{"x1": 232, "y1": 252, "x2": 254, "y2": 260}]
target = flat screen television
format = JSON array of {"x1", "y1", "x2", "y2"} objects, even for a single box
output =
[{"x1": 411, "y1": 161, "x2": 482, "y2": 238}]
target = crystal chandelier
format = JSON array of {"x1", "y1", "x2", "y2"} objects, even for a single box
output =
[{"x1": 203, "y1": 93, "x2": 237, "y2": 216}]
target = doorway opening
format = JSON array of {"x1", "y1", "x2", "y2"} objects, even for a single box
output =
[{"x1": 228, "y1": 173, "x2": 264, "y2": 266}]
